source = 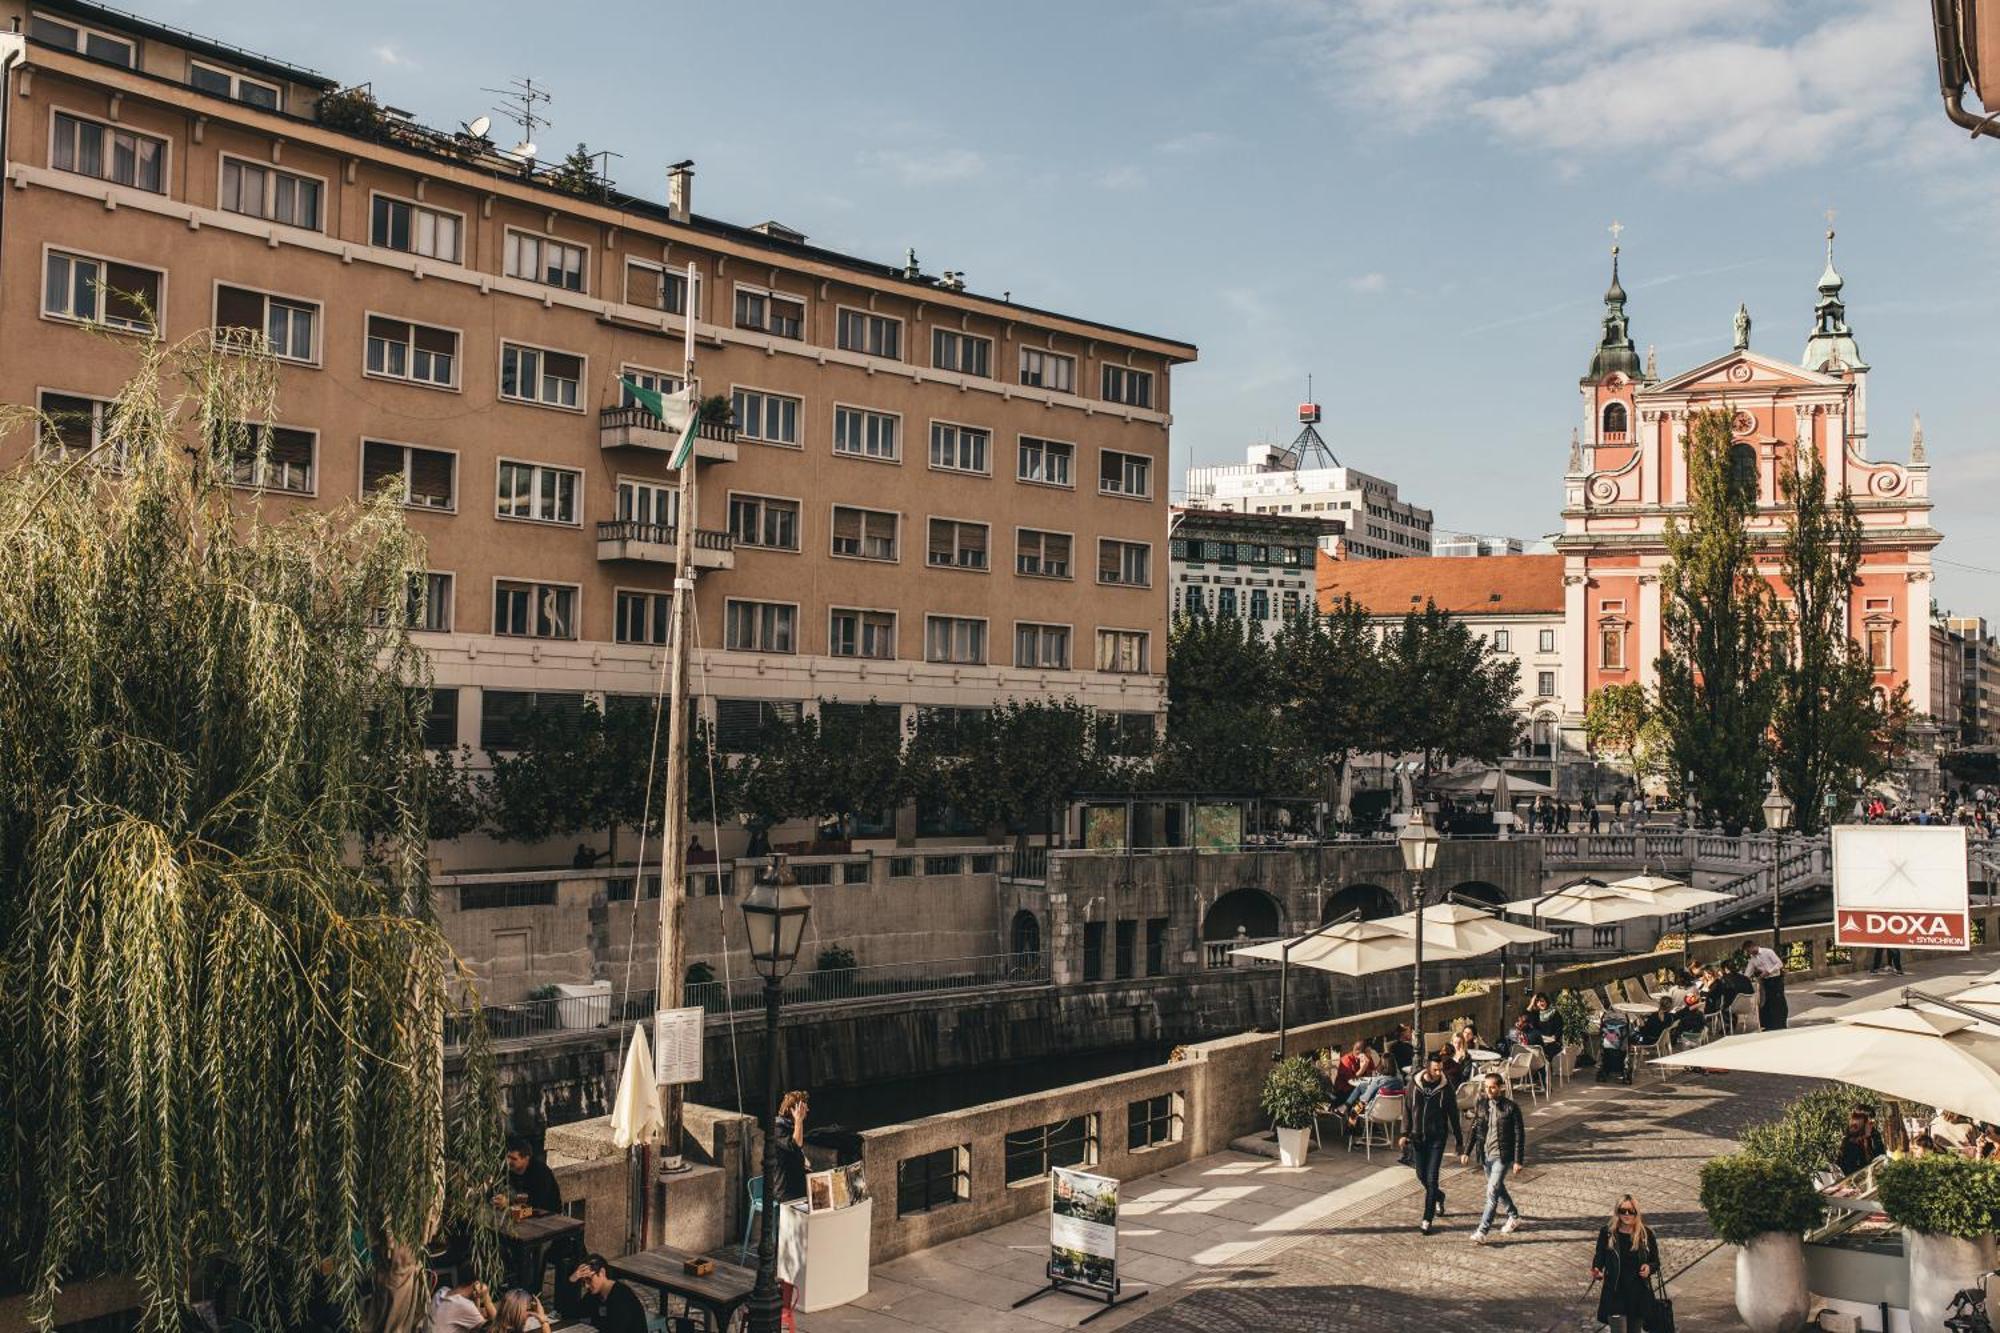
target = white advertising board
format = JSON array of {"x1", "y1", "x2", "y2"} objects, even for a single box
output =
[{"x1": 1831, "y1": 824, "x2": 1970, "y2": 951}]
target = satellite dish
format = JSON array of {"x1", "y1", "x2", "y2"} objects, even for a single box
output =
[
  {"x1": 512, "y1": 141, "x2": 537, "y2": 159},
  {"x1": 466, "y1": 115, "x2": 491, "y2": 138}
]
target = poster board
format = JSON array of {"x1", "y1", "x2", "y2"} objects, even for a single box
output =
[
  {"x1": 1193, "y1": 804, "x2": 1242, "y2": 852},
  {"x1": 1049, "y1": 1167, "x2": 1120, "y2": 1293},
  {"x1": 804, "y1": 1162, "x2": 870, "y2": 1214},
  {"x1": 1832, "y1": 824, "x2": 1970, "y2": 951},
  {"x1": 653, "y1": 1006, "x2": 705, "y2": 1085},
  {"x1": 1083, "y1": 806, "x2": 1128, "y2": 851}
]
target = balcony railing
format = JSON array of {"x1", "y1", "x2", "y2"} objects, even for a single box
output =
[
  {"x1": 597, "y1": 406, "x2": 738, "y2": 462},
  {"x1": 594, "y1": 520, "x2": 734, "y2": 569}
]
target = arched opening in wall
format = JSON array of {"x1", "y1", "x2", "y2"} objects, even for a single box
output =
[
  {"x1": 1203, "y1": 887, "x2": 1282, "y2": 942},
  {"x1": 1010, "y1": 910, "x2": 1041, "y2": 963},
  {"x1": 1601, "y1": 401, "x2": 1628, "y2": 439},
  {"x1": 1728, "y1": 443, "x2": 1759, "y2": 501},
  {"x1": 1451, "y1": 881, "x2": 1507, "y2": 910},
  {"x1": 1323, "y1": 883, "x2": 1398, "y2": 923}
]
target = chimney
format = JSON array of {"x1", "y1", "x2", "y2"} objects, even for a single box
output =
[{"x1": 667, "y1": 160, "x2": 694, "y2": 223}]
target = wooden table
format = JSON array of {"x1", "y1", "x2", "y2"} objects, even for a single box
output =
[
  {"x1": 610, "y1": 1245, "x2": 758, "y2": 1330},
  {"x1": 488, "y1": 1211, "x2": 584, "y2": 1295}
]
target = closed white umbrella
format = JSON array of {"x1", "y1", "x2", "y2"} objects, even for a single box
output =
[
  {"x1": 1651, "y1": 1005, "x2": 2000, "y2": 1123},
  {"x1": 611, "y1": 1022, "x2": 663, "y2": 1149}
]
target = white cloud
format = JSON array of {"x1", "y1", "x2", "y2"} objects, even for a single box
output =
[
  {"x1": 1095, "y1": 164, "x2": 1148, "y2": 190},
  {"x1": 1346, "y1": 272, "x2": 1388, "y2": 294},
  {"x1": 855, "y1": 148, "x2": 987, "y2": 185},
  {"x1": 1155, "y1": 130, "x2": 1225, "y2": 155},
  {"x1": 372, "y1": 44, "x2": 416, "y2": 69}
]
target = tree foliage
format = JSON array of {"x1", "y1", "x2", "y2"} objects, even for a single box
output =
[
  {"x1": 1380, "y1": 602, "x2": 1522, "y2": 774},
  {"x1": 0, "y1": 334, "x2": 497, "y2": 1330},
  {"x1": 1159, "y1": 612, "x2": 1307, "y2": 793},
  {"x1": 905, "y1": 698, "x2": 1108, "y2": 850},
  {"x1": 485, "y1": 697, "x2": 666, "y2": 861},
  {"x1": 545, "y1": 142, "x2": 610, "y2": 200},
  {"x1": 1271, "y1": 598, "x2": 1382, "y2": 799},
  {"x1": 1655, "y1": 407, "x2": 1776, "y2": 833}
]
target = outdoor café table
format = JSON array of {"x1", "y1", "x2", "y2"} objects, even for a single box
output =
[
  {"x1": 610, "y1": 1245, "x2": 757, "y2": 1331},
  {"x1": 488, "y1": 1210, "x2": 584, "y2": 1295},
  {"x1": 1612, "y1": 1002, "x2": 1657, "y2": 1017},
  {"x1": 1469, "y1": 1049, "x2": 1502, "y2": 1063}
]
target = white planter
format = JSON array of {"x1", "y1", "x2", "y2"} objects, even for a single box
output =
[
  {"x1": 1276, "y1": 1125, "x2": 1311, "y2": 1167},
  {"x1": 1735, "y1": 1232, "x2": 1810, "y2": 1333},
  {"x1": 554, "y1": 980, "x2": 612, "y2": 1029},
  {"x1": 1906, "y1": 1230, "x2": 1996, "y2": 1333}
]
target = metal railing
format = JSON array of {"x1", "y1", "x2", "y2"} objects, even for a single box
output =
[
  {"x1": 597, "y1": 404, "x2": 739, "y2": 442},
  {"x1": 594, "y1": 519, "x2": 735, "y2": 551}
]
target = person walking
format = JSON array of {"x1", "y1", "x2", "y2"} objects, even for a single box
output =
[
  {"x1": 1591, "y1": 1195, "x2": 1661, "y2": 1332},
  {"x1": 1462, "y1": 1071, "x2": 1526, "y2": 1243},
  {"x1": 1400, "y1": 1050, "x2": 1464, "y2": 1234}
]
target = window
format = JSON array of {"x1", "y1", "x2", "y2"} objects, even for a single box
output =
[
  {"x1": 1129, "y1": 1092, "x2": 1183, "y2": 1150},
  {"x1": 505, "y1": 229, "x2": 586, "y2": 292},
  {"x1": 1145, "y1": 918, "x2": 1169, "y2": 977},
  {"x1": 1599, "y1": 624, "x2": 1626, "y2": 670},
  {"x1": 1097, "y1": 629, "x2": 1150, "y2": 674},
  {"x1": 831, "y1": 506, "x2": 898, "y2": 561},
  {"x1": 1217, "y1": 587, "x2": 1238, "y2": 618},
  {"x1": 190, "y1": 62, "x2": 280, "y2": 109},
  {"x1": 30, "y1": 14, "x2": 136, "y2": 66},
  {"x1": 1601, "y1": 401, "x2": 1628, "y2": 439},
  {"x1": 1098, "y1": 711, "x2": 1155, "y2": 757},
  {"x1": 896, "y1": 1146, "x2": 967, "y2": 1217},
  {"x1": 734, "y1": 287, "x2": 803, "y2": 339},
  {"x1": 924, "y1": 616, "x2": 986, "y2": 665},
  {"x1": 225, "y1": 424, "x2": 314, "y2": 494},
  {"x1": 478, "y1": 689, "x2": 585, "y2": 750},
  {"x1": 362, "y1": 440, "x2": 456, "y2": 510},
  {"x1": 929, "y1": 422, "x2": 989, "y2": 474},
  {"x1": 458, "y1": 882, "x2": 557, "y2": 911},
  {"x1": 728, "y1": 494, "x2": 799, "y2": 551},
  {"x1": 1101, "y1": 364, "x2": 1154, "y2": 408},
  {"x1": 724, "y1": 600, "x2": 797, "y2": 653},
  {"x1": 219, "y1": 157, "x2": 321, "y2": 229},
  {"x1": 43, "y1": 251, "x2": 160, "y2": 332},
  {"x1": 932, "y1": 328, "x2": 991, "y2": 377},
  {"x1": 1018, "y1": 437, "x2": 1073, "y2": 488},
  {"x1": 1868, "y1": 626, "x2": 1893, "y2": 671},
  {"x1": 1249, "y1": 589, "x2": 1269, "y2": 620},
  {"x1": 1728, "y1": 443, "x2": 1759, "y2": 501},
  {"x1": 406, "y1": 572, "x2": 453, "y2": 632},
  {"x1": 500, "y1": 343, "x2": 583, "y2": 410},
  {"x1": 1115, "y1": 920, "x2": 1137, "y2": 979},
  {"x1": 836, "y1": 308, "x2": 902, "y2": 359},
  {"x1": 421, "y1": 687, "x2": 459, "y2": 749},
  {"x1": 1493, "y1": 629, "x2": 1511, "y2": 652},
  {"x1": 617, "y1": 478, "x2": 676, "y2": 529},
  {"x1": 620, "y1": 366, "x2": 685, "y2": 405},
  {"x1": 829, "y1": 608, "x2": 896, "y2": 659},
  {"x1": 1004, "y1": 1116, "x2": 1097, "y2": 1184},
  {"x1": 38, "y1": 391, "x2": 124, "y2": 468},
  {"x1": 1098, "y1": 539, "x2": 1151, "y2": 587},
  {"x1": 1019, "y1": 346, "x2": 1075, "y2": 393},
  {"x1": 215, "y1": 284, "x2": 318, "y2": 363},
  {"x1": 1099, "y1": 450, "x2": 1152, "y2": 498},
  {"x1": 493, "y1": 580, "x2": 577, "y2": 639},
  {"x1": 370, "y1": 195, "x2": 462, "y2": 262},
  {"x1": 625, "y1": 260, "x2": 697, "y2": 315},
  {"x1": 1537, "y1": 671, "x2": 1557, "y2": 697},
  {"x1": 927, "y1": 518, "x2": 989, "y2": 571},
  {"x1": 495, "y1": 460, "x2": 580, "y2": 524},
  {"x1": 51, "y1": 113, "x2": 162, "y2": 191},
  {"x1": 1539, "y1": 628, "x2": 1557, "y2": 653},
  {"x1": 1083, "y1": 922, "x2": 1106, "y2": 980},
  {"x1": 616, "y1": 590, "x2": 673, "y2": 646},
  {"x1": 1016, "y1": 530, "x2": 1072, "y2": 579},
  {"x1": 732, "y1": 388, "x2": 800, "y2": 447},
  {"x1": 1015, "y1": 623, "x2": 1070, "y2": 670},
  {"x1": 714, "y1": 698, "x2": 802, "y2": 752},
  {"x1": 833, "y1": 406, "x2": 899, "y2": 461},
  {"x1": 366, "y1": 316, "x2": 458, "y2": 387}
]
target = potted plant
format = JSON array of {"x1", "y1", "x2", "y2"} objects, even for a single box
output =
[
  {"x1": 1699, "y1": 1153, "x2": 1824, "y2": 1333},
  {"x1": 813, "y1": 944, "x2": 859, "y2": 998},
  {"x1": 1878, "y1": 1154, "x2": 2000, "y2": 1333},
  {"x1": 1260, "y1": 1055, "x2": 1323, "y2": 1167},
  {"x1": 1553, "y1": 989, "x2": 1593, "y2": 1067}
]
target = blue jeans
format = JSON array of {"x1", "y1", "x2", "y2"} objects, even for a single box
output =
[
  {"x1": 1477, "y1": 1157, "x2": 1518, "y2": 1232},
  {"x1": 1343, "y1": 1074, "x2": 1392, "y2": 1108},
  {"x1": 1411, "y1": 1139, "x2": 1448, "y2": 1221}
]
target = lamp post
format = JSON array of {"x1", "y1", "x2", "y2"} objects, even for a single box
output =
[
  {"x1": 1399, "y1": 808, "x2": 1442, "y2": 1065},
  {"x1": 1762, "y1": 779, "x2": 1794, "y2": 954},
  {"x1": 742, "y1": 856, "x2": 811, "y2": 1333}
]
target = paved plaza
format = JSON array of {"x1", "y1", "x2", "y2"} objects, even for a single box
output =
[{"x1": 798, "y1": 956, "x2": 1991, "y2": 1333}]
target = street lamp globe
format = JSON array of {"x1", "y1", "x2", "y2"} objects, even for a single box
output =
[
  {"x1": 742, "y1": 856, "x2": 811, "y2": 980},
  {"x1": 1398, "y1": 806, "x2": 1441, "y2": 874},
  {"x1": 1762, "y1": 782, "x2": 1794, "y2": 834}
]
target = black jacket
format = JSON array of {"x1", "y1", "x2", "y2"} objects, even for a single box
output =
[
  {"x1": 508, "y1": 1158, "x2": 563, "y2": 1214},
  {"x1": 1593, "y1": 1226, "x2": 1661, "y2": 1322},
  {"x1": 1468, "y1": 1093, "x2": 1527, "y2": 1167},
  {"x1": 1401, "y1": 1074, "x2": 1463, "y2": 1151}
]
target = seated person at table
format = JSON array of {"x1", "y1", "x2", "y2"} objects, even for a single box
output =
[
  {"x1": 1670, "y1": 995, "x2": 1708, "y2": 1046},
  {"x1": 1931, "y1": 1110, "x2": 1976, "y2": 1154},
  {"x1": 1836, "y1": 1106, "x2": 1886, "y2": 1177},
  {"x1": 1529, "y1": 992, "x2": 1565, "y2": 1056},
  {"x1": 1442, "y1": 1027, "x2": 1479, "y2": 1085},
  {"x1": 1340, "y1": 1064, "x2": 1406, "y2": 1121},
  {"x1": 1387, "y1": 1023, "x2": 1417, "y2": 1074},
  {"x1": 1634, "y1": 999, "x2": 1673, "y2": 1048},
  {"x1": 430, "y1": 1278, "x2": 494, "y2": 1333},
  {"x1": 500, "y1": 1136, "x2": 562, "y2": 1214},
  {"x1": 491, "y1": 1289, "x2": 549, "y2": 1333},
  {"x1": 1331, "y1": 1040, "x2": 1373, "y2": 1102},
  {"x1": 571, "y1": 1255, "x2": 648, "y2": 1333},
  {"x1": 1501, "y1": 1013, "x2": 1538, "y2": 1057}
]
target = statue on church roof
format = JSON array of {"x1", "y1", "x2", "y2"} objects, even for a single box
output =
[
  {"x1": 1911, "y1": 412, "x2": 1926, "y2": 465},
  {"x1": 1733, "y1": 303, "x2": 1751, "y2": 352},
  {"x1": 1568, "y1": 427, "x2": 1583, "y2": 474}
]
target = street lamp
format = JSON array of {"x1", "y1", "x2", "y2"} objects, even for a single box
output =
[
  {"x1": 743, "y1": 856, "x2": 810, "y2": 1333},
  {"x1": 1762, "y1": 779, "x2": 1794, "y2": 954},
  {"x1": 1399, "y1": 808, "x2": 1442, "y2": 1066}
]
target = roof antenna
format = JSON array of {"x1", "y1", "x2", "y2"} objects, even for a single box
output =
[
  {"x1": 483, "y1": 76, "x2": 552, "y2": 162},
  {"x1": 1291, "y1": 375, "x2": 1338, "y2": 468}
]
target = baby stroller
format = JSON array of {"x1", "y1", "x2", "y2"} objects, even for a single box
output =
[{"x1": 1597, "y1": 1013, "x2": 1633, "y2": 1084}]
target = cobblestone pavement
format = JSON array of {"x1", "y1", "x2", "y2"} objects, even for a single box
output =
[{"x1": 1118, "y1": 1069, "x2": 1784, "y2": 1333}]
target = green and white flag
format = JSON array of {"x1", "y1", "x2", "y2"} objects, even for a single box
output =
[{"x1": 621, "y1": 377, "x2": 699, "y2": 469}]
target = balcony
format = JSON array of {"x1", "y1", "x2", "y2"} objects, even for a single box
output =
[
  {"x1": 598, "y1": 405, "x2": 738, "y2": 463},
  {"x1": 595, "y1": 520, "x2": 734, "y2": 570}
]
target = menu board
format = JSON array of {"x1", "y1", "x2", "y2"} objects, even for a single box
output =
[
  {"x1": 652, "y1": 1006, "x2": 704, "y2": 1086},
  {"x1": 1049, "y1": 1167, "x2": 1119, "y2": 1293}
]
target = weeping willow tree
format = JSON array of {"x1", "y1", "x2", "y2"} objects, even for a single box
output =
[{"x1": 0, "y1": 328, "x2": 499, "y2": 1330}]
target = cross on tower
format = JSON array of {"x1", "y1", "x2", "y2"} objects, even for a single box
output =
[{"x1": 1608, "y1": 219, "x2": 1624, "y2": 251}]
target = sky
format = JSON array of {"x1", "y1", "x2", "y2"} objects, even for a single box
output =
[{"x1": 172, "y1": 0, "x2": 2000, "y2": 620}]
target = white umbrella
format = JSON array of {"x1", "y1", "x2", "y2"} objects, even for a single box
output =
[
  {"x1": 1335, "y1": 762, "x2": 1354, "y2": 826},
  {"x1": 610, "y1": 1022, "x2": 663, "y2": 1149},
  {"x1": 1436, "y1": 768, "x2": 1556, "y2": 797},
  {"x1": 1376, "y1": 901, "x2": 1556, "y2": 952},
  {"x1": 1504, "y1": 882, "x2": 1672, "y2": 927},
  {"x1": 1605, "y1": 875, "x2": 1735, "y2": 913},
  {"x1": 1651, "y1": 1005, "x2": 2000, "y2": 1122},
  {"x1": 1233, "y1": 918, "x2": 1482, "y2": 976}
]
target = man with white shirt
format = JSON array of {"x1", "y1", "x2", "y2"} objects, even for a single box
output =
[{"x1": 1743, "y1": 944, "x2": 1788, "y2": 1031}]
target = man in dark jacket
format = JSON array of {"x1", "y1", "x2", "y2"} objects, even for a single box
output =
[
  {"x1": 1399, "y1": 1050, "x2": 1464, "y2": 1234},
  {"x1": 1462, "y1": 1072, "x2": 1526, "y2": 1243}
]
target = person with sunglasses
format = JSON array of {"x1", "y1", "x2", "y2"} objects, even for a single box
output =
[{"x1": 1591, "y1": 1194, "x2": 1661, "y2": 1332}]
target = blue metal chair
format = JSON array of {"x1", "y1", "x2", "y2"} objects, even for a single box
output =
[{"x1": 738, "y1": 1175, "x2": 765, "y2": 1264}]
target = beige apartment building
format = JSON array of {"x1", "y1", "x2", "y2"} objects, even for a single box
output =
[{"x1": 0, "y1": 3, "x2": 1196, "y2": 858}]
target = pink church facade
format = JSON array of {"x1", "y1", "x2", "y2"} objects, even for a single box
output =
[{"x1": 1556, "y1": 236, "x2": 1939, "y2": 745}]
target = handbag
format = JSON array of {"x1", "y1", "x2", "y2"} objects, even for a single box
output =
[{"x1": 1645, "y1": 1268, "x2": 1675, "y2": 1333}]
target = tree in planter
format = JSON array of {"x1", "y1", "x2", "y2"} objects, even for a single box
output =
[
  {"x1": 1878, "y1": 1154, "x2": 2000, "y2": 1330},
  {"x1": 1770, "y1": 443, "x2": 1914, "y2": 835},
  {"x1": 545, "y1": 143, "x2": 611, "y2": 201},
  {"x1": 0, "y1": 333, "x2": 499, "y2": 1330},
  {"x1": 1379, "y1": 601, "x2": 1522, "y2": 777},
  {"x1": 1739, "y1": 1083, "x2": 1898, "y2": 1176},
  {"x1": 1261, "y1": 1056, "x2": 1324, "y2": 1163},
  {"x1": 1655, "y1": 407, "x2": 1775, "y2": 833},
  {"x1": 1699, "y1": 1153, "x2": 1824, "y2": 1333}
]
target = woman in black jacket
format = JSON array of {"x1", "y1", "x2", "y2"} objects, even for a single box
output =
[{"x1": 1592, "y1": 1194, "x2": 1661, "y2": 1331}]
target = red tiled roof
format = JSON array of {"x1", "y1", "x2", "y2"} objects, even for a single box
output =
[{"x1": 1317, "y1": 554, "x2": 1564, "y2": 617}]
